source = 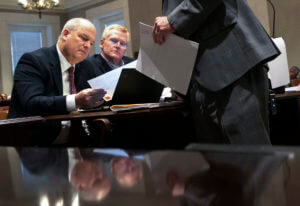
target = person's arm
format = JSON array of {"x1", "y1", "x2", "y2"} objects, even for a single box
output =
[
  {"x1": 13, "y1": 53, "x2": 68, "y2": 116},
  {"x1": 66, "y1": 88, "x2": 106, "y2": 112},
  {"x1": 167, "y1": 0, "x2": 223, "y2": 38},
  {"x1": 153, "y1": 0, "x2": 223, "y2": 44},
  {"x1": 13, "y1": 53, "x2": 106, "y2": 116},
  {"x1": 75, "y1": 88, "x2": 106, "y2": 109}
]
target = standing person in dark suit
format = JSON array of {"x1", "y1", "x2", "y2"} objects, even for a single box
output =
[
  {"x1": 152, "y1": 0, "x2": 280, "y2": 144},
  {"x1": 8, "y1": 18, "x2": 106, "y2": 146},
  {"x1": 76, "y1": 24, "x2": 134, "y2": 91}
]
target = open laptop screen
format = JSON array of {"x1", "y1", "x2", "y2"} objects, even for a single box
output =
[{"x1": 109, "y1": 69, "x2": 164, "y2": 105}]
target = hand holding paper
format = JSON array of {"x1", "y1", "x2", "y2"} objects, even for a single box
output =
[
  {"x1": 137, "y1": 22, "x2": 199, "y2": 95},
  {"x1": 88, "y1": 60, "x2": 137, "y2": 101}
]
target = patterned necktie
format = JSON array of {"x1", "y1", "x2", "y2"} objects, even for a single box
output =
[{"x1": 68, "y1": 66, "x2": 77, "y2": 94}]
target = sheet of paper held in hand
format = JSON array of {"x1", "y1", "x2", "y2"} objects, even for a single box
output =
[
  {"x1": 88, "y1": 60, "x2": 137, "y2": 101},
  {"x1": 136, "y1": 22, "x2": 199, "y2": 95}
]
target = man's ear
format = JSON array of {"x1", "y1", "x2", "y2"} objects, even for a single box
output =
[
  {"x1": 62, "y1": 29, "x2": 70, "y2": 41},
  {"x1": 99, "y1": 39, "x2": 104, "y2": 50}
]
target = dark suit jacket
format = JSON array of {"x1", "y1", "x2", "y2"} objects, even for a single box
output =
[
  {"x1": 163, "y1": 0, "x2": 280, "y2": 91},
  {"x1": 8, "y1": 45, "x2": 89, "y2": 145},
  {"x1": 76, "y1": 54, "x2": 135, "y2": 91}
]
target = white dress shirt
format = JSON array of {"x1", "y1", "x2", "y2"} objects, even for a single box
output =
[
  {"x1": 54, "y1": 45, "x2": 77, "y2": 144},
  {"x1": 56, "y1": 45, "x2": 76, "y2": 111}
]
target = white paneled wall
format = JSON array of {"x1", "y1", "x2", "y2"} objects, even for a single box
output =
[{"x1": 0, "y1": 13, "x2": 60, "y2": 94}]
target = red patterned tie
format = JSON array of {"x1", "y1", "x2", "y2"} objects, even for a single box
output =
[{"x1": 68, "y1": 66, "x2": 77, "y2": 94}]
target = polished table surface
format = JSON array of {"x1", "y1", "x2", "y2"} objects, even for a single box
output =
[
  {"x1": 0, "y1": 102, "x2": 187, "y2": 125},
  {"x1": 1, "y1": 144, "x2": 300, "y2": 206},
  {"x1": 0, "y1": 102, "x2": 194, "y2": 148}
]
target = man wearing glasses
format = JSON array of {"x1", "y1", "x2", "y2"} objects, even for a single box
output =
[
  {"x1": 99, "y1": 24, "x2": 134, "y2": 69},
  {"x1": 76, "y1": 24, "x2": 134, "y2": 91}
]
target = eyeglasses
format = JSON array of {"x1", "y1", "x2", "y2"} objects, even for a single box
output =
[{"x1": 109, "y1": 39, "x2": 127, "y2": 49}]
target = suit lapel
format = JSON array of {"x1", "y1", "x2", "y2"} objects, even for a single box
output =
[{"x1": 49, "y1": 45, "x2": 63, "y2": 95}]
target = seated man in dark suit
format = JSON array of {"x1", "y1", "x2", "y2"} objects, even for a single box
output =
[
  {"x1": 76, "y1": 24, "x2": 135, "y2": 91},
  {"x1": 8, "y1": 18, "x2": 106, "y2": 146}
]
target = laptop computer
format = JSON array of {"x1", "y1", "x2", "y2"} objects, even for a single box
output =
[{"x1": 108, "y1": 69, "x2": 164, "y2": 105}]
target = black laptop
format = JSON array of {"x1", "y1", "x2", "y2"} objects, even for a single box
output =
[{"x1": 108, "y1": 69, "x2": 164, "y2": 105}]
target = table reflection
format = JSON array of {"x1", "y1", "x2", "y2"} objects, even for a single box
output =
[
  {"x1": 9, "y1": 147, "x2": 290, "y2": 206},
  {"x1": 70, "y1": 160, "x2": 111, "y2": 201}
]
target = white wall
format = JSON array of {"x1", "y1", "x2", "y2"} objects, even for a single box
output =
[
  {"x1": 0, "y1": 13, "x2": 60, "y2": 94},
  {"x1": 270, "y1": 0, "x2": 300, "y2": 69},
  {"x1": 127, "y1": 0, "x2": 162, "y2": 57},
  {"x1": 249, "y1": 0, "x2": 300, "y2": 69},
  {"x1": 247, "y1": 0, "x2": 271, "y2": 34}
]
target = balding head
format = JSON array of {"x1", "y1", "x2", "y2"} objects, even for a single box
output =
[{"x1": 58, "y1": 18, "x2": 96, "y2": 64}]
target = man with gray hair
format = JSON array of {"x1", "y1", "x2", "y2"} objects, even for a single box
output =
[{"x1": 8, "y1": 17, "x2": 106, "y2": 146}]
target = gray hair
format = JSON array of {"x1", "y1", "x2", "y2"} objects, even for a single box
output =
[
  {"x1": 58, "y1": 18, "x2": 95, "y2": 41},
  {"x1": 63, "y1": 17, "x2": 94, "y2": 32},
  {"x1": 101, "y1": 24, "x2": 130, "y2": 42}
]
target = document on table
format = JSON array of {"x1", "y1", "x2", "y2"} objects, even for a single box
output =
[
  {"x1": 136, "y1": 22, "x2": 199, "y2": 95},
  {"x1": 87, "y1": 60, "x2": 137, "y2": 101},
  {"x1": 109, "y1": 100, "x2": 183, "y2": 112},
  {"x1": 285, "y1": 85, "x2": 300, "y2": 92}
]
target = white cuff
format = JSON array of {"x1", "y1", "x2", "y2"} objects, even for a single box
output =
[{"x1": 66, "y1": 94, "x2": 76, "y2": 112}]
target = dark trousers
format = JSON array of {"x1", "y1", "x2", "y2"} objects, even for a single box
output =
[{"x1": 188, "y1": 64, "x2": 271, "y2": 144}]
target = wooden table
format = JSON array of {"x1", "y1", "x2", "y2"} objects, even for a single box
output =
[
  {"x1": 46, "y1": 103, "x2": 194, "y2": 149},
  {"x1": 276, "y1": 91, "x2": 300, "y2": 101},
  {"x1": 44, "y1": 103, "x2": 188, "y2": 121},
  {"x1": 0, "y1": 102, "x2": 194, "y2": 148}
]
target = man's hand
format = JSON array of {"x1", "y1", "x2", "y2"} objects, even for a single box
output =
[
  {"x1": 75, "y1": 88, "x2": 106, "y2": 109},
  {"x1": 166, "y1": 170, "x2": 186, "y2": 196},
  {"x1": 152, "y1": 16, "x2": 175, "y2": 45}
]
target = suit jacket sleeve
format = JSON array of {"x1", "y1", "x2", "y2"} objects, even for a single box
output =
[
  {"x1": 13, "y1": 52, "x2": 67, "y2": 116},
  {"x1": 166, "y1": 0, "x2": 224, "y2": 38}
]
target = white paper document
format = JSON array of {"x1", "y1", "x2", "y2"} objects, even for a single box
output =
[
  {"x1": 268, "y1": 37, "x2": 290, "y2": 89},
  {"x1": 285, "y1": 85, "x2": 300, "y2": 92},
  {"x1": 136, "y1": 22, "x2": 199, "y2": 95},
  {"x1": 88, "y1": 60, "x2": 137, "y2": 101}
]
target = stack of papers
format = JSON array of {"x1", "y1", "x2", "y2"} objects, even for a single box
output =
[
  {"x1": 110, "y1": 100, "x2": 183, "y2": 112},
  {"x1": 285, "y1": 85, "x2": 300, "y2": 92}
]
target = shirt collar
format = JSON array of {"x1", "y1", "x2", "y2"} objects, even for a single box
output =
[
  {"x1": 56, "y1": 44, "x2": 74, "y2": 72},
  {"x1": 101, "y1": 53, "x2": 124, "y2": 69}
]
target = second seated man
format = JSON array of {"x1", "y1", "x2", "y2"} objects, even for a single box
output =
[{"x1": 77, "y1": 24, "x2": 135, "y2": 91}]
